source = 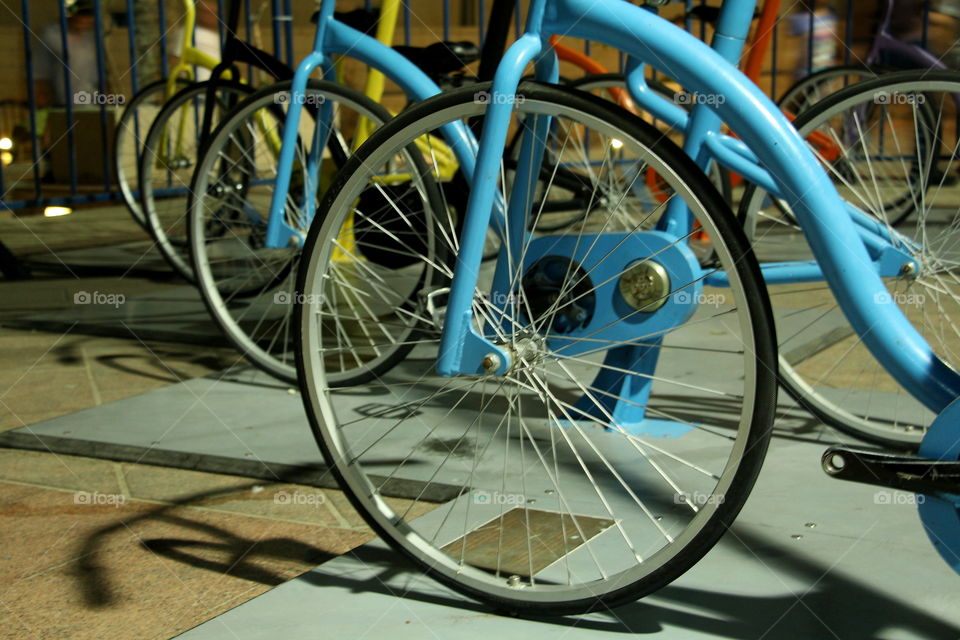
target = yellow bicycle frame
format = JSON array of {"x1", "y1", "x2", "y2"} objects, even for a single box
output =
[{"x1": 157, "y1": 0, "x2": 290, "y2": 170}]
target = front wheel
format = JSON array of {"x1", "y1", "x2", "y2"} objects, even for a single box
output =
[
  {"x1": 295, "y1": 82, "x2": 777, "y2": 614},
  {"x1": 188, "y1": 80, "x2": 393, "y2": 383},
  {"x1": 114, "y1": 78, "x2": 193, "y2": 229},
  {"x1": 139, "y1": 80, "x2": 254, "y2": 281}
]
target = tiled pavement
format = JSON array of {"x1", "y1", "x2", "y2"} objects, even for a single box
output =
[{"x1": 0, "y1": 208, "x2": 402, "y2": 639}]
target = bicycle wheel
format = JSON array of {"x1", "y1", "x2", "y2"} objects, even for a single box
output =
[
  {"x1": 114, "y1": 78, "x2": 192, "y2": 229},
  {"x1": 295, "y1": 81, "x2": 776, "y2": 613},
  {"x1": 188, "y1": 80, "x2": 394, "y2": 383},
  {"x1": 778, "y1": 65, "x2": 892, "y2": 117},
  {"x1": 139, "y1": 80, "x2": 254, "y2": 281},
  {"x1": 741, "y1": 70, "x2": 959, "y2": 448}
]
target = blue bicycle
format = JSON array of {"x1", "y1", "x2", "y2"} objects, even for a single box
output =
[
  {"x1": 184, "y1": 0, "x2": 479, "y2": 382},
  {"x1": 288, "y1": 0, "x2": 960, "y2": 613}
]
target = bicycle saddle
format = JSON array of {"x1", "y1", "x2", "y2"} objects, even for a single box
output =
[{"x1": 393, "y1": 41, "x2": 480, "y2": 77}]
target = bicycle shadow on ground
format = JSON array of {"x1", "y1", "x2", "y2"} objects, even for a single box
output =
[
  {"x1": 50, "y1": 334, "x2": 236, "y2": 385},
  {"x1": 73, "y1": 470, "x2": 349, "y2": 609},
  {"x1": 75, "y1": 475, "x2": 959, "y2": 638}
]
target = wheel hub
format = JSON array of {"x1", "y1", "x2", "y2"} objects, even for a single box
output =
[
  {"x1": 618, "y1": 260, "x2": 670, "y2": 312},
  {"x1": 520, "y1": 256, "x2": 594, "y2": 334}
]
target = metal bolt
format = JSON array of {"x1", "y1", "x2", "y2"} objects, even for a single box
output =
[
  {"x1": 619, "y1": 260, "x2": 670, "y2": 312},
  {"x1": 791, "y1": 534, "x2": 803, "y2": 540},
  {"x1": 481, "y1": 353, "x2": 501, "y2": 374},
  {"x1": 506, "y1": 574, "x2": 522, "y2": 588},
  {"x1": 900, "y1": 262, "x2": 917, "y2": 276},
  {"x1": 804, "y1": 522, "x2": 817, "y2": 528}
]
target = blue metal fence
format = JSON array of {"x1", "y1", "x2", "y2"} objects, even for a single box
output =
[{"x1": 0, "y1": 0, "x2": 946, "y2": 212}]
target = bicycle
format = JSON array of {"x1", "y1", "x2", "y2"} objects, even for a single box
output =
[
  {"x1": 291, "y1": 0, "x2": 960, "y2": 613},
  {"x1": 130, "y1": 0, "x2": 324, "y2": 282},
  {"x1": 115, "y1": 0, "x2": 231, "y2": 229},
  {"x1": 138, "y1": 0, "x2": 485, "y2": 285},
  {"x1": 181, "y1": 0, "x2": 488, "y2": 382},
  {"x1": 185, "y1": 0, "x2": 671, "y2": 383}
]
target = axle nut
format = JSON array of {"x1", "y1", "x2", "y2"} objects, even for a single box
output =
[{"x1": 619, "y1": 260, "x2": 670, "y2": 312}]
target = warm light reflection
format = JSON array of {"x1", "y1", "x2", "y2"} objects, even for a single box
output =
[{"x1": 44, "y1": 206, "x2": 73, "y2": 217}]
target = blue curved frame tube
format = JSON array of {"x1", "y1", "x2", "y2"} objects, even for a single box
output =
[
  {"x1": 431, "y1": 0, "x2": 960, "y2": 411},
  {"x1": 264, "y1": 8, "x2": 477, "y2": 250}
]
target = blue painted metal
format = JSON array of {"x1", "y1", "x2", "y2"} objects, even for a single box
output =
[
  {"x1": 624, "y1": 59, "x2": 688, "y2": 131},
  {"x1": 519, "y1": 231, "x2": 701, "y2": 355},
  {"x1": 264, "y1": 7, "x2": 479, "y2": 251},
  {"x1": 707, "y1": 255, "x2": 906, "y2": 288},
  {"x1": 918, "y1": 397, "x2": 960, "y2": 573},
  {"x1": 554, "y1": 0, "x2": 960, "y2": 412},
  {"x1": 489, "y1": 46, "x2": 559, "y2": 314},
  {"x1": 567, "y1": 340, "x2": 693, "y2": 438},
  {"x1": 703, "y1": 132, "x2": 778, "y2": 194},
  {"x1": 434, "y1": 32, "x2": 546, "y2": 377}
]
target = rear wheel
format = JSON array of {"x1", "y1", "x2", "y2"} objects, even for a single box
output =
[{"x1": 778, "y1": 65, "x2": 891, "y2": 117}]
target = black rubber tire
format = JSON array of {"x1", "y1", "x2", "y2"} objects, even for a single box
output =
[
  {"x1": 187, "y1": 79, "x2": 398, "y2": 384},
  {"x1": 139, "y1": 79, "x2": 254, "y2": 282},
  {"x1": 114, "y1": 77, "x2": 193, "y2": 229}
]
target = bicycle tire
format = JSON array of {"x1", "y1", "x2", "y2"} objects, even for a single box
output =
[{"x1": 295, "y1": 81, "x2": 777, "y2": 614}]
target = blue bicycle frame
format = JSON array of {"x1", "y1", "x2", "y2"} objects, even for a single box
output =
[
  {"x1": 261, "y1": 0, "x2": 478, "y2": 251},
  {"x1": 433, "y1": 0, "x2": 960, "y2": 415}
]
